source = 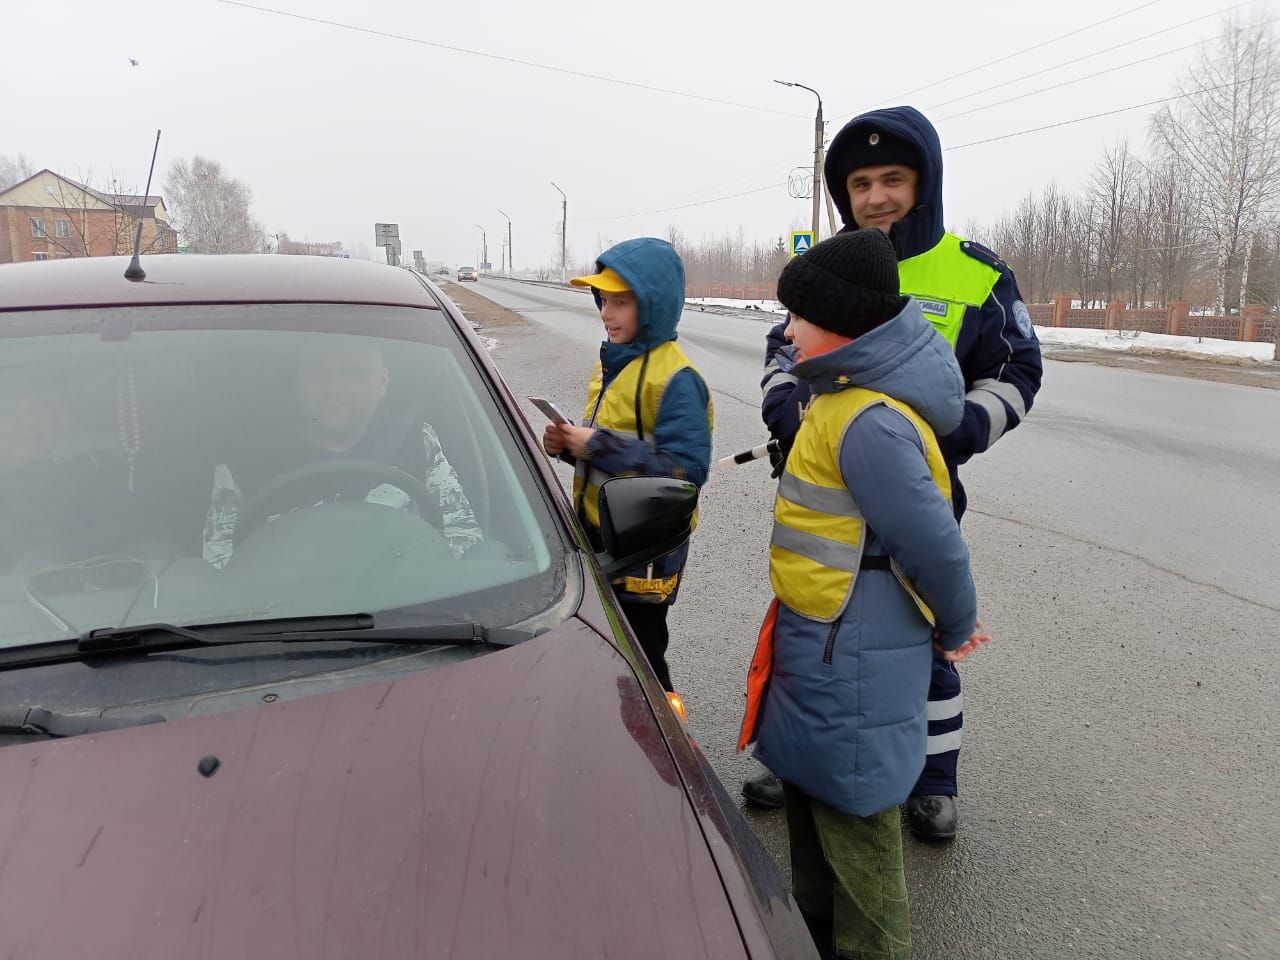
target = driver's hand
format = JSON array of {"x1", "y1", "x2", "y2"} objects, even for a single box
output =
[{"x1": 542, "y1": 423, "x2": 567, "y2": 456}]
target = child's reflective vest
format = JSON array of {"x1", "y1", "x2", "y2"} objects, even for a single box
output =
[
  {"x1": 769, "y1": 385, "x2": 951, "y2": 624},
  {"x1": 572, "y1": 340, "x2": 711, "y2": 532}
]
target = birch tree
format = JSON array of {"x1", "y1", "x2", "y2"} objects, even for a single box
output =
[
  {"x1": 0, "y1": 154, "x2": 34, "y2": 192},
  {"x1": 165, "y1": 156, "x2": 266, "y2": 254},
  {"x1": 1152, "y1": 11, "x2": 1280, "y2": 312}
]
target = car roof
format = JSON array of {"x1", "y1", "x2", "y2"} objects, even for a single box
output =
[{"x1": 0, "y1": 255, "x2": 441, "y2": 311}]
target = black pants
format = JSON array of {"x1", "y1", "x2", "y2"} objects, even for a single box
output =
[{"x1": 620, "y1": 602, "x2": 672, "y2": 692}]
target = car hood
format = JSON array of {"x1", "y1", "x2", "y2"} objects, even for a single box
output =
[{"x1": 0, "y1": 622, "x2": 747, "y2": 958}]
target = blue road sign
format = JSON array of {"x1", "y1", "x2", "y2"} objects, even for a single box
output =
[{"x1": 790, "y1": 230, "x2": 814, "y2": 256}]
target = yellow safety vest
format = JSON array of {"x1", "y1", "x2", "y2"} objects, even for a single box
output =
[
  {"x1": 899, "y1": 232, "x2": 1001, "y2": 347},
  {"x1": 573, "y1": 340, "x2": 713, "y2": 532},
  {"x1": 770, "y1": 385, "x2": 951, "y2": 623}
]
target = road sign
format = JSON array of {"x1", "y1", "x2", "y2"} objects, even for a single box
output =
[
  {"x1": 790, "y1": 230, "x2": 814, "y2": 257},
  {"x1": 374, "y1": 222, "x2": 399, "y2": 242}
]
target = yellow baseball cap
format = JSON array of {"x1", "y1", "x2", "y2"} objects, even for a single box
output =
[{"x1": 569, "y1": 266, "x2": 631, "y2": 293}]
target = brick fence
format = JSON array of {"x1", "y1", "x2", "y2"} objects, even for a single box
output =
[
  {"x1": 1031, "y1": 298, "x2": 1278, "y2": 346},
  {"x1": 686, "y1": 283, "x2": 778, "y2": 301}
]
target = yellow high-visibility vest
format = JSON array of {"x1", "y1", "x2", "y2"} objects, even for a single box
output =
[
  {"x1": 572, "y1": 340, "x2": 713, "y2": 531},
  {"x1": 899, "y1": 232, "x2": 1001, "y2": 347},
  {"x1": 770, "y1": 385, "x2": 950, "y2": 623}
]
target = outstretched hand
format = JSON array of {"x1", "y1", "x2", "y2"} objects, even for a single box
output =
[{"x1": 933, "y1": 619, "x2": 991, "y2": 662}]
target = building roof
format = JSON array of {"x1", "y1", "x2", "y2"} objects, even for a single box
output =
[
  {"x1": 0, "y1": 170, "x2": 167, "y2": 218},
  {"x1": 107, "y1": 193, "x2": 164, "y2": 207},
  {"x1": 0, "y1": 254, "x2": 442, "y2": 312}
]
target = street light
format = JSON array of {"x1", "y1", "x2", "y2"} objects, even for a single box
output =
[
  {"x1": 551, "y1": 182, "x2": 567, "y2": 284},
  {"x1": 774, "y1": 80, "x2": 828, "y2": 240},
  {"x1": 498, "y1": 209, "x2": 512, "y2": 277},
  {"x1": 474, "y1": 224, "x2": 487, "y2": 274}
]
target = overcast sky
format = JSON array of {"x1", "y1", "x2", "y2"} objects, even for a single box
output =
[{"x1": 4, "y1": 0, "x2": 1275, "y2": 268}]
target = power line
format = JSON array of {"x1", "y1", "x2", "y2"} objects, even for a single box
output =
[
  {"x1": 215, "y1": 0, "x2": 808, "y2": 119},
  {"x1": 924, "y1": 0, "x2": 1258, "y2": 113},
  {"x1": 937, "y1": 40, "x2": 1204, "y2": 121},
  {"x1": 573, "y1": 181, "x2": 786, "y2": 222},
  {"x1": 947, "y1": 69, "x2": 1280, "y2": 150},
  {"x1": 893, "y1": 0, "x2": 1166, "y2": 100},
  {"x1": 656, "y1": 5, "x2": 1249, "y2": 215}
]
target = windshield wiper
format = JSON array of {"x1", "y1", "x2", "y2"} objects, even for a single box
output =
[
  {"x1": 0, "y1": 706, "x2": 165, "y2": 739},
  {"x1": 0, "y1": 614, "x2": 527, "y2": 672}
]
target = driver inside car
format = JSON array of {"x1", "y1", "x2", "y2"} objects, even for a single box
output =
[{"x1": 202, "y1": 338, "x2": 482, "y2": 569}]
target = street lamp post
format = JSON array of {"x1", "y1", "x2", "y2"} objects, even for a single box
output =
[
  {"x1": 551, "y1": 182, "x2": 567, "y2": 284},
  {"x1": 775, "y1": 80, "x2": 825, "y2": 241},
  {"x1": 474, "y1": 224, "x2": 487, "y2": 274},
  {"x1": 498, "y1": 209, "x2": 512, "y2": 277}
]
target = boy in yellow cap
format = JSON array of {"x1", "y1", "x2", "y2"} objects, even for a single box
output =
[{"x1": 542, "y1": 238, "x2": 713, "y2": 691}]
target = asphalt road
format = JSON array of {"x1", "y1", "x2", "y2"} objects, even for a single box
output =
[{"x1": 457, "y1": 276, "x2": 1280, "y2": 960}]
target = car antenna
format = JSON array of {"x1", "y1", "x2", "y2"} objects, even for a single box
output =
[{"x1": 123, "y1": 129, "x2": 162, "y2": 282}]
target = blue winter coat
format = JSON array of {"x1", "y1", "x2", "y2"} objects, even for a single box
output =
[
  {"x1": 752, "y1": 299, "x2": 977, "y2": 816},
  {"x1": 562, "y1": 238, "x2": 712, "y2": 604}
]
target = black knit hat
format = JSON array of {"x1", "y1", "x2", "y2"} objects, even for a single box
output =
[
  {"x1": 828, "y1": 122, "x2": 921, "y2": 182},
  {"x1": 776, "y1": 229, "x2": 905, "y2": 339}
]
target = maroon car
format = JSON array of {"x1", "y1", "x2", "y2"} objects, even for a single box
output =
[{"x1": 0, "y1": 255, "x2": 816, "y2": 959}]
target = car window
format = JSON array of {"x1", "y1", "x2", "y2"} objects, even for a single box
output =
[{"x1": 0, "y1": 303, "x2": 573, "y2": 653}]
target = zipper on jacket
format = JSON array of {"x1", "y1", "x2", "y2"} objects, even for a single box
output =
[{"x1": 822, "y1": 620, "x2": 840, "y2": 665}]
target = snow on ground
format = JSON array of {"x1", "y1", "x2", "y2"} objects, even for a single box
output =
[
  {"x1": 686, "y1": 297, "x2": 787, "y2": 317},
  {"x1": 1034, "y1": 326, "x2": 1275, "y2": 363},
  {"x1": 684, "y1": 295, "x2": 1275, "y2": 363}
]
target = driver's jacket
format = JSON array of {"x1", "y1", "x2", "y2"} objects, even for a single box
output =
[{"x1": 202, "y1": 421, "x2": 482, "y2": 569}]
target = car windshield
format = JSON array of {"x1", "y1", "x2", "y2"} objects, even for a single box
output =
[{"x1": 0, "y1": 302, "x2": 571, "y2": 652}]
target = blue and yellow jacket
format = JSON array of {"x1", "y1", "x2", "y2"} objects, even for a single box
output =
[{"x1": 562, "y1": 238, "x2": 713, "y2": 605}]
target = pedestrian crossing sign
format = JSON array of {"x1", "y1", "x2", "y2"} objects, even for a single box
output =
[{"x1": 790, "y1": 231, "x2": 814, "y2": 257}]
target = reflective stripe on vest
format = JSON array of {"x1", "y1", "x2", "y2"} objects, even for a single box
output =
[
  {"x1": 572, "y1": 340, "x2": 713, "y2": 530},
  {"x1": 770, "y1": 386, "x2": 951, "y2": 623},
  {"x1": 899, "y1": 232, "x2": 1001, "y2": 347}
]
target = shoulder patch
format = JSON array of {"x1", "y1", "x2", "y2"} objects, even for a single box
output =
[
  {"x1": 1011, "y1": 300, "x2": 1035, "y2": 338},
  {"x1": 959, "y1": 239, "x2": 1006, "y2": 269}
]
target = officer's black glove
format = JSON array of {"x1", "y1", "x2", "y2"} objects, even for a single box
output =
[{"x1": 768, "y1": 438, "x2": 791, "y2": 480}]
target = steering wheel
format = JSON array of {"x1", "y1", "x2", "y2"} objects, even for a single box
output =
[{"x1": 235, "y1": 459, "x2": 440, "y2": 546}]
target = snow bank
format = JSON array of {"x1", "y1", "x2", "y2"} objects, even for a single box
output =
[{"x1": 1035, "y1": 326, "x2": 1274, "y2": 363}]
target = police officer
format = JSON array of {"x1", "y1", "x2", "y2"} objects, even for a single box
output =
[{"x1": 743, "y1": 105, "x2": 1043, "y2": 842}]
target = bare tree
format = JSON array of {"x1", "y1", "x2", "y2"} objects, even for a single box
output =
[
  {"x1": 1065, "y1": 193, "x2": 1101, "y2": 307},
  {"x1": 0, "y1": 154, "x2": 34, "y2": 192},
  {"x1": 165, "y1": 156, "x2": 266, "y2": 254},
  {"x1": 1152, "y1": 11, "x2": 1280, "y2": 313},
  {"x1": 1089, "y1": 142, "x2": 1138, "y2": 304}
]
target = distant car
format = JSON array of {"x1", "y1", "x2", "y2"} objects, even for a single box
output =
[
  {"x1": 0, "y1": 254, "x2": 818, "y2": 960},
  {"x1": 456, "y1": 266, "x2": 478, "y2": 282}
]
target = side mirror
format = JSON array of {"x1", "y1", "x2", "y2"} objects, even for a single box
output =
[{"x1": 596, "y1": 476, "x2": 698, "y2": 578}]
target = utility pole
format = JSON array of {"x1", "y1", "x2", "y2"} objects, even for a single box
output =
[
  {"x1": 474, "y1": 224, "x2": 487, "y2": 274},
  {"x1": 498, "y1": 208, "x2": 512, "y2": 277},
  {"x1": 775, "y1": 80, "x2": 823, "y2": 242},
  {"x1": 551, "y1": 181, "x2": 567, "y2": 283}
]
